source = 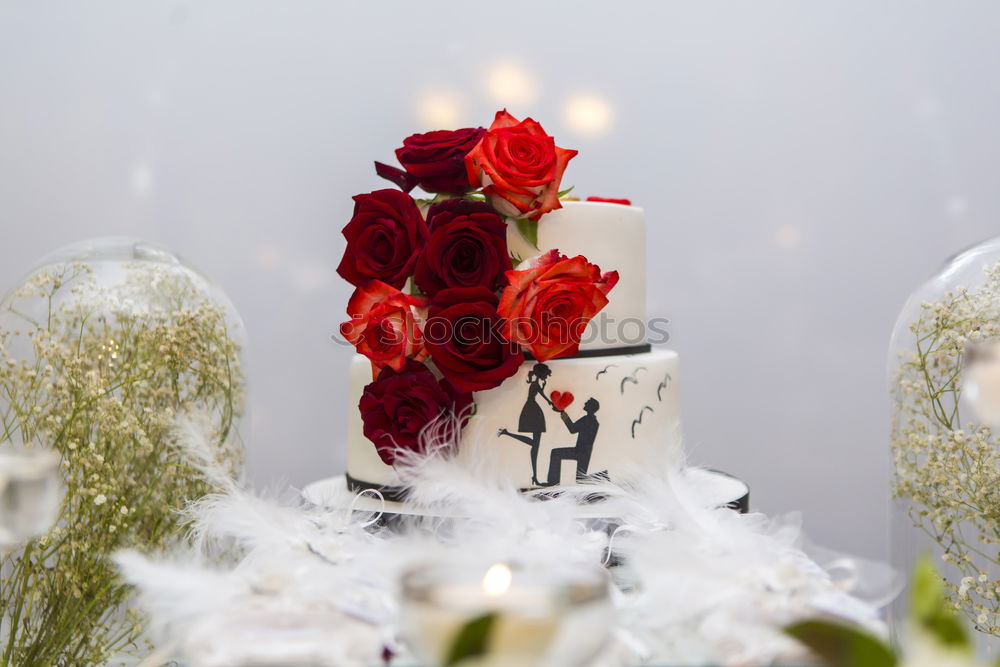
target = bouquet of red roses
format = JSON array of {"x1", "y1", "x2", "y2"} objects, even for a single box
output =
[{"x1": 337, "y1": 110, "x2": 618, "y2": 466}]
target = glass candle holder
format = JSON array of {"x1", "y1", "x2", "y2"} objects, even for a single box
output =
[
  {"x1": 400, "y1": 559, "x2": 613, "y2": 667},
  {"x1": 0, "y1": 448, "x2": 61, "y2": 547}
]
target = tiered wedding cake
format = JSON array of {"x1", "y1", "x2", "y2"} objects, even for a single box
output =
[
  {"x1": 344, "y1": 201, "x2": 682, "y2": 493},
  {"x1": 335, "y1": 110, "x2": 686, "y2": 499}
]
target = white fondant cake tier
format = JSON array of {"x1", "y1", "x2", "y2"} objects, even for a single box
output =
[
  {"x1": 346, "y1": 348, "x2": 682, "y2": 490},
  {"x1": 505, "y1": 201, "x2": 646, "y2": 352}
]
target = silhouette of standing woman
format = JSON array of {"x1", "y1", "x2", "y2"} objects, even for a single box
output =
[{"x1": 498, "y1": 363, "x2": 553, "y2": 486}]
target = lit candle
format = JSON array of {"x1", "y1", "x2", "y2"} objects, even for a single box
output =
[{"x1": 400, "y1": 559, "x2": 613, "y2": 667}]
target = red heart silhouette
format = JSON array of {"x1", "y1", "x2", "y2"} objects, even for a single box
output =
[{"x1": 551, "y1": 391, "x2": 574, "y2": 411}]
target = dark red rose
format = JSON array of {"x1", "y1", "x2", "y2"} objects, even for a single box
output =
[
  {"x1": 423, "y1": 287, "x2": 524, "y2": 393},
  {"x1": 375, "y1": 127, "x2": 486, "y2": 194},
  {"x1": 413, "y1": 198, "x2": 512, "y2": 298},
  {"x1": 498, "y1": 250, "x2": 619, "y2": 361},
  {"x1": 359, "y1": 359, "x2": 473, "y2": 467},
  {"x1": 337, "y1": 189, "x2": 427, "y2": 290},
  {"x1": 340, "y1": 281, "x2": 427, "y2": 375},
  {"x1": 465, "y1": 110, "x2": 577, "y2": 221},
  {"x1": 586, "y1": 196, "x2": 632, "y2": 205}
]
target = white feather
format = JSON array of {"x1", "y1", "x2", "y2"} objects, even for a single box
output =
[
  {"x1": 170, "y1": 410, "x2": 242, "y2": 492},
  {"x1": 114, "y1": 550, "x2": 247, "y2": 642},
  {"x1": 118, "y1": 418, "x2": 891, "y2": 666}
]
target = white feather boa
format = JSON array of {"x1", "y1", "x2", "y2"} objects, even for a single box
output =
[{"x1": 117, "y1": 420, "x2": 896, "y2": 666}]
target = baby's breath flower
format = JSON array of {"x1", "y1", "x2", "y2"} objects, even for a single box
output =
[
  {"x1": 893, "y1": 260, "x2": 1000, "y2": 640},
  {"x1": 0, "y1": 259, "x2": 244, "y2": 664}
]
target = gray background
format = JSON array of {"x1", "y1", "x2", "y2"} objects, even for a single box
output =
[{"x1": 2, "y1": 1, "x2": 999, "y2": 562}]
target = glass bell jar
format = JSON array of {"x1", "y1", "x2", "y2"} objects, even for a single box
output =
[
  {"x1": 0, "y1": 236, "x2": 248, "y2": 460},
  {"x1": 0, "y1": 237, "x2": 247, "y2": 663},
  {"x1": 889, "y1": 236, "x2": 1000, "y2": 656}
]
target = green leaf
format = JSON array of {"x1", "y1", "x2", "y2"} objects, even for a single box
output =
[
  {"x1": 406, "y1": 277, "x2": 422, "y2": 297},
  {"x1": 911, "y1": 555, "x2": 944, "y2": 620},
  {"x1": 445, "y1": 614, "x2": 495, "y2": 666},
  {"x1": 415, "y1": 193, "x2": 460, "y2": 207},
  {"x1": 785, "y1": 620, "x2": 896, "y2": 667},
  {"x1": 557, "y1": 185, "x2": 575, "y2": 198},
  {"x1": 509, "y1": 251, "x2": 524, "y2": 268},
  {"x1": 514, "y1": 217, "x2": 539, "y2": 249},
  {"x1": 910, "y1": 555, "x2": 970, "y2": 650}
]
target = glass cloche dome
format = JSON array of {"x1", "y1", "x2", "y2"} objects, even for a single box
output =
[
  {"x1": 0, "y1": 237, "x2": 247, "y2": 663},
  {"x1": 889, "y1": 236, "x2": 1000, "y2": 656},
  {"x1": 0, "y1": 235, "x2": 247, "y2": 464}
]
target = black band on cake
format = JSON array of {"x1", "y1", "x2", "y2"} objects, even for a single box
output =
[
  {"x1": 523, "y1": 343, "x2": 651, "y2": 361},
  {"x1": 345, "y1": 473, "x2": 410, "y2": 503},
  {"x1": 344, "y1": 474, "x2": 560, "y2": 503},
  {"x1": 707, "y1": 468, "x2": 750, "y2": 514},
  {"x1": 729, "y1": 494, "x2": 750, "y2": 514}
]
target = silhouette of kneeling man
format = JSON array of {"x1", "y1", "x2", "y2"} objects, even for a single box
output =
[{"x1": 546, "y1": 398, "x2": 600, "y2": 486}]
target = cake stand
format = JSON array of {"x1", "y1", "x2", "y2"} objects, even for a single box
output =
[{"x1": 301, "y1": 467, "x2": 749, "y2": 518}]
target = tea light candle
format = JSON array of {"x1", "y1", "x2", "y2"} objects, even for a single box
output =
[{"x1": 400, "y1": 559, "x2": 613, "y2": 667}]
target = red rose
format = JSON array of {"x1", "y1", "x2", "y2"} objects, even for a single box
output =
[
  {"x1": 375, "y1": 128, "x2": 486, "y2": 194},
  {"x1": 423, "y1": 287, "x2": 524, "y2": 393},
  {"x1": 413, "y1": 198, "x2": 512, "y2": 298},
  {"x1": 359, "y1": 359, "x2": 473, "y2": 467},
  {"x1": 465, "y1": 110, "x2": 578, "y2": 221},
  {"x1": 498, "y1": 250, "x2": 619, "y2": 361},
  {"x1": 337, "y1": 189, "x2": 428, "y2": 289},
  {"x1": 340, "y1": 281, "x2": 427, "y2": 374}
]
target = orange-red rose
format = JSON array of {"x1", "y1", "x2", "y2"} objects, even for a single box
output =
[
  {"x1": 465, "y1": 110, "x2": 577, "y2": 221},
  {"x1": 498, "y1": 250, "x2": 619, "y2": 361},
  {"x1": 340, "y1": 281, "x2": 427, "y2": 374}
]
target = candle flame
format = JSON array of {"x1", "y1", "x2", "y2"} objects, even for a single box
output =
[{"x1": 482, "y1": 563, "x2": 512, "y2": 596}]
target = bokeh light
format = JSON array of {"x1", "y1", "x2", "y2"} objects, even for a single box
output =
[
  {"x1": 255, "y1": 243, "x2": 280, "y2": 268},
  {"x1": 946, "y1": 195, "x2": 969, "y2": 219},
  {"x1": 130, "y1": 162, "x2": 153, "y2": 196},
  {"x1": 415, "y1": 90, "x2": 464, "y2": 130},
  {"x1": 485, "y1": 61, "x2": 539, "y2": 107},
  {"x1": 564, "y1": 93, "x2": 614, "y2": 136},
  {"x1": 774, "y1": 225, "x2": 802, "y2": 249}
]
